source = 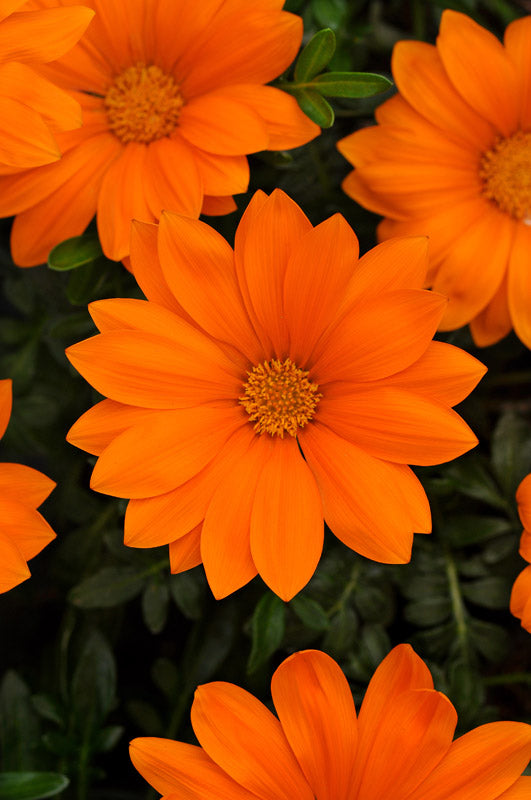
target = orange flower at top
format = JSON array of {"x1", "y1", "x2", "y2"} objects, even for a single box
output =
[
  {"x1": 0, "y1": 0, "x2": 319, "y2": 266},
  {"x1": 510, "y1": 472, "x2": 531, "y2": 632},
  {"x1": 0, "y1": 0, "x2": 94, "y2": 167},
  {"x1": 0, "y1": 379, "x2": 56, "y2": 593},
  {"x1": 66, "y1": 189, "x2": 485, "y2": 601},
  {"x1": 338, "y1": 11, "x2": 531, "y2": 349},
  {"x1": 130, "y1": 644, "x2": 531, "y2": 800}
]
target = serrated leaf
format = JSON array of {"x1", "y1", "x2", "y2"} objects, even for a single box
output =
[
  {"x1": 0, "y1": 773, "x2": 69, "y2": 800},
  {"x1": 69, "y1": 566, "x2": 146, "y2": 608},
  {"x1": 462, "y1": 577, "x2": 511, "y2": 610},
  {"x1": 294, "y1": 28, "x2": 336, "y2": 82},
  {"x1": 247, "y1": 593, "x2": 286, "y2": 674},
  {"x1": 142, "y1": 581, "x2": 169, "y2": 634},
  {"x1": 312, "y1": 71, "x2": 392, "y2": 97},
  {"x1": 290, "y1": 595, "x2": 330, "y2": 631},
  {"x1": 48, "y1": 234, "x2": 102, "y2": 271},
  {"x1": 293, "y1": 88, "x2": 334, "y2": 127}
]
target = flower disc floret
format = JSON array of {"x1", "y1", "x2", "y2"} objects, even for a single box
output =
[
  {"x1": 240, "y1": 358, "x2": 321, "y2": 438},
  {"x1": 480, "y1": 131, "x2": 531, "y2": 222},
  {"x1": 104, "y1": 63, "x2": 184, "y2": 144}
]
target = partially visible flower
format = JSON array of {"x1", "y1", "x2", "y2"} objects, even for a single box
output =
[
  {"x1": 66, "y1": 189, "x2": 485, "y2": 601},
  {"x1": 338, "y1": 11, "x2": 531, "y2": 349},
  {"x1": 0, "y1": 0, "x2": 94, "y2": 167},
  {"x1": 130, "y1": 644, "x2": 531, "y2": 800},
  {"x1": 0, "y1": 0, "x2": 319, "y2": 265},
  {"x1": 0, "y1": 379, "x2": 56, "y2": 593},
  {"x1": 510, "y1": 472, "x2": 531, "y2": 632}
]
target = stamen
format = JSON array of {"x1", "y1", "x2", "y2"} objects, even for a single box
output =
[{"x1": 480, "y1": 131, "x2": 531, "y2": 223}]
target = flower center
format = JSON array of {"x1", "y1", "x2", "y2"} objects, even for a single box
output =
[
  {"x1": 104, "y1": 63, "x2": 184, "y2": 144},
  {"x1": 239, "y1": 358, "x2": 322, "y2": 438},
  {"x1": 480, "y1": 131, "x2": 531, "y2": 222}
]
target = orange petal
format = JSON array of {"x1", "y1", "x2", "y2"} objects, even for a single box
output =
[
  {"x1": 516, "y1": 474, "x2": 531, "y2": 531},
  {"x1": 510, "y1": 566, "x2": 531, "y2": 632},
  {"x1": 0, "y1": 6, "x2": 94, "y2": 63},
  {"x1": 191, "y1": 681, "x2": 313, "y2": 800},
  {"x1": 250, "y1": 437, "x2": 323, "y2": 600},
  {"x1": 130, "y1": 737, "x2": 257, "y2": 800},
  {"x1": 497, "y1": 778, "x2": 531, "y2": 800},
  {"x1": 283, "y1": 214, "x2": 359, "y2": 367},
  {"x1": 0, "y1": 529, "x2": 30, "y2": 594},
  {"x1": 0, "y1": 496, "x2": 55, "y2": 560},
  {"x1": 201, "y1": 194, "x2": 237, "y2": 215},
  {"x1": 271, "y1": 650, "x2": 357, "y2": 800},
  {"x1": 143, "y1": 135, "x2": 203, "y2": 219},
  {"x1": 300, "y1": 423, "x2": 426, "y2": 563},
  {"x1": 469, "y1": 272, "x2": 512, "y2": 347},
  {"x1": 0, "y1": 96, "x2": 60, "y2": 168},
  {"x1": 202, "y1": 434, "x2": 274, "y2": 598},
  {"x1": 504, "y1": 16, "x2": 531, "y2": 129},
  {"x1": 437, "y1": 10, "x2": 519, "y2": 137},
  {"x1": 0, "y1": 1, "x2": 26, "y2": 23},
  {"x1": 519, "y1": 530, "x2": 531, "y2": 563},
  {"x1": 358, "y1": 643, "x2": 434, "y2": 719},
  {"x1": 340, "y1": 166, "x2": 408, "y2": 219},
  {"x1": 0, "y1": 463, "x2": 54, "y2": 507},
  {"x1": 129, "y1": 220, "x2": 183, "y2": 315},
  {"x1": 507, "y1": 222, "x2": 531, "y2": 349},
  {"x1": 407, "y1": 721, "x2": 531, "y2": 800},
  {"x1": 179, "y1": 92, "x2": 269, "y2": 156},
  {"x1": 91, "y1": 406, "x2": 246, "y2": 499},
  {"x1": 193, "y1": 148, "x2": 249, "y2": 196},
  {"x1": 169, "y1": 525, "x2": 203, "y2": 574},
  {"x1": 67, "y1": 399, "x2": 157, "y2": 457},
  {"x1": 0, "y1": 378, "x2": 12, "y2": 438}
]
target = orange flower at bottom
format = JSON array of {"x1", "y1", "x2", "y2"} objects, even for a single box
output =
[
  {"x1": 510, "y1": 473, "x2": 531, "y2": 632},
  {"x1": 130, "y1": 644, "x2": 531, "y2": 800},
  {"x1": 0, "y1": 379, "x2": 56, "y2": 593}
]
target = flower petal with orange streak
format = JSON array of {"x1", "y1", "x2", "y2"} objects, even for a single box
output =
[
  {"x1": 507, "y1": 222, "x2": 531, "y2": 350},
  {"x1": 271, "y1": 650, "x2": 357, "y2": 800},
  {"x1": 130, "y1": 738, "x2": 257, "y2": 800},
  {"x1": 0, "y1": 463, "x2": 55, "y2": 507},
  {"x1": 143, "y1": 135, "x2": 203, "y2": 220},
  {"x1": 179, "y1": 92, "x2": 269, "y2": 156},
  {"x1": 202, "y1": 434, "x2": 274, "y2": 598},
  {"x1": 169, "y1": 524, "x2": 203, "y2": 574},
  {"x1": 497, "y1": 778, "x2": 531, "y2": 800},
  {"x1": 67, "y1": 399, "x2": 157, "y2": 457},
  {"x1": 191, "y1": 680, "x2": 313, "y2": 800},
  {"x1": 0, "y1": 378, "x2": 12, "y2": 438},
  {"x1": 510, "y1": 566, "x2": 531, "y2": 632},
  {"x1": 381, "y1": 340, "x2": 486, "y2": 408},
  {"x1": 283, "y1": 214, "x2": 359, "y2": 367},
  {"x1": 0, "y1": 530, "x2": 30, "y2": 593},
  {"x1": 504, "y1": 16, "x2": 531, "y2": 129},
  {"x1": 0, "y1": 1, "x2": 26, "y2": 23},
  {"x1": 516, "y1": 474, "x2": 531, "y2": 531},
  {"x1": 300, "y1": 423, "x2": 420, "y2": 563},
  {"x1": 250, "y1": 437, "x2": 323, "y2": 601},
  {"x1": 192, "y1": 147, "x2": 249, "y2": 196},
  {"x1": 201, "y1": 194, "x2": 237, "y2": 215},
  {"x1": 407, "y1": 721, "x2": 531, "y2": 800},
  {"x1": 129, "y1": 220, "x2": 183, "y2": 315},
  {"x1": 91, "y1": 406, "x2": 246, "y2": 499},
  {"x1": 0, "y1": 6, "x2": 94, "y2": 63},
  {"x1": 158, "y1": 212, "x2": 262, "y2": 362},
  {"x1": 341, "y1": 168, "x2": 407, "y2": 219},
  {"x1": 0, "y1": 497, "x2": 55, "y2": 560},
  {"x1": 318, "y1": 386, "x2": 477, "y2": 466},
  {"x1": 519, "y1": 530, "x2": 531, "y2": 563},
  {"x1": 0, "y1": 96, "x2": 60, "y2": 167},
  {"x1": 469, "y1": 272, "x2": 512, "y2": 347},
  {"x1": 437, "y1": 10, "x2": 519, "y2": 137}
]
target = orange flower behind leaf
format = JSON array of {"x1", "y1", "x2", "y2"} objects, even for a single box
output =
[
  {"x1": 0, "y1": 379, "x2": 56, "y2": 593},
  {"x1": 338, "y1": 11, "x2": 531, "y2": 349},
  {"x1": 66, "y1": 189, "x2": 485, "y2": 601},
  {"x1": 0, "y1": 0, "x2": 319, "y2": 265},
  {"x1": 0, "y1": 0, "x2": 94, "y2": 168},
  {"x1": 510, "y1": 472, "x2": 531, "y2": 632},
  {"x1": 130, "y1": 644, "x2": 531, "y2": 800}
]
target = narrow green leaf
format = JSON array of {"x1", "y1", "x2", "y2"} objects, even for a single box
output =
[
  {"x1": 0, "y1": 673, "x2": 40, "y2": 771},
  {"x1": 142, "y1": 581, "x2": 169, "y2": 634},
  {"x1": 48, "y1": 234, "x2": 102, "y2": 271},
  {"x1": 312, "y1": 71, "x2": 392, "y2": 97},
  {"x1": 169, "y1": 572, "x2": 203, "y2": 619},
  {"x1": 294, "y1": 28, "x2": 336, "y2": 82},
  {"x1": 71, "y1": 630, "x2": 117, "y2": 733},
  {"x1": 247, "y1": 593, "x2": 286, "y2": 674},
  {"x1": 291, "y1": 595, "x2": 330, "y2": 632},
  {"x1": 293, "y1": 88, "x2": 334, "y2": 128},
  {"x1": 0, "y1": 773, "x2": 69, "y2": 800},
  {"x1": 69, "y1": 566, "x2": 146, "y2": 608},
  {"x1": 491, "y1": 410, "x2": 531, "y2": 497},
  {"x1": 462, "y1": 577, "x2": 511, "y2": 610}
]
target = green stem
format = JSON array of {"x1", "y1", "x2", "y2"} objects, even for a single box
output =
[
  {"x1": 410, "y1": 0, "x2": 426, "y2": 42},
  {"x1": 327, "y1": 560, "x2": 362, "y2": 617},
  {"x1": 483, "y1": 672, "x2": 531, "y2": 686},
  {"x1": 444, "y1": 547, "x2": 469, "y2": 661}
]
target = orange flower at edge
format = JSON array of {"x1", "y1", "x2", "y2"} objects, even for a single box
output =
[
  {"x1": 0, "y1": 0, "x2": 94, "y2": 167},
  {"x1": 66, "y1": 189, "x2": 485, "y2": 601},
  {"x1": 130, "y1": 644, "x2": 531, "y2": 800},
  {"x1": 337, "y1": 11, "x2": 531, "y2": 349},
  {"x1": 0, "y1": 378, "x2": 56, "y2": 593},
  {"x1": 0, "y1": 0, "x2": 319, "y2": 265},
  {"x1": 510, "y1": 472, "x2": 531, "y2": 632}
]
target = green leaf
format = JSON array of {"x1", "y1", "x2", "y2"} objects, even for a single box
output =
[
  {"x1": 469, "y1": 619, "x2": 509, "y2": 662},
  {"x1": 491, "y1": 410, "x2": 531, "y2": 498},
  {"x1": 312, "y1": 71, "x2": 392, "y2": 97},
  {"x1": 0, "y1": 772, "x2": 69, "y2": 800},
  {"x1": 294, "y1": 28, "x2": 336, "y2": 82},
  {"x1": 0, "y1": 672, "x2": 40, "y2": 770},
  {"x1": 141, "y1": 581, "x2": 169, "y2": 634},
  {"x1": 312, "y1": 0, "x2": 347, "y2": 28},
  {"x1": 66, "y1": 259, "x2": 108, "y2": 305},
  {"x1": 71, "y1": 629, "x2": 117, "y2": 733},
  {"x1": 404, "y1": 596, "x2": 452, "y2": 627},
  {"x1": 247, "y1": 593, "x2": 286, "y2": 674},
  {"x1": 169, "y1": 572, "x2": 203, "y2": 619},
  {"x1": 293, "y1": 88, "x2": 334, "y2": 128},
  {"x1": 48, "y1": 234, "x2": 102, "y2": 271},
  {"x1": 444, "y1": 456, "x2": 508, "y2": 512},
  {"x1": 93, "y1": 725, "x2": 123, "y2": 754},
  {"x1": 442, "y1": 514, "x2": 513, "y2": 547},
  {"x1": 462, "y1": 577, "x2": 511, "y2": 610},
  {"x1": 290, "y1": 595, "x2": 330, "y2": 632},
  {"x1": 69, "y1": 566, "x2": 146, "y2": 608},
  {"x1": 322, "y1": 607, "x2": 358, "y2": 657}
]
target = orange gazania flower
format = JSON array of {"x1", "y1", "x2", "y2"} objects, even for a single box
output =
[
  {"x1": 130, "y1": 644, "x2": 531, "y2": 800},
  {"x1": 65, "y1": 189, "x2": 485, "y2": 601},
  {"x1": 0, "y1": 379, "x2": 56, "y2": 593},
  {"x1": 510, "y1": 472, "x2": 531, "y2": 632},
  {"x1": 0, "y1": 0, "x2": 319, "y2": 266},
  {"x1": 0, "y1": 0, "x2": 94, "y2": 167},
  {"x1": 337, "y1": 11, "x2": 531, "y2": 349}
]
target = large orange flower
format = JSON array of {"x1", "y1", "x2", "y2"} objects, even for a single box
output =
[
  {"x1": 66, "y1": 190, "x2": 484, "y2": 600},
  {"x1": 130, "y1": 644, "x2": 531, "y2": 800},
  {"x1": 0, "y1": 379, "x2": 56, "y2": 593},
  {"x1": 0, "y1": 0, "x2": 93, "y2": 167},
  {"x1": 510, "y1": 473, "x2": 531, "y2": 632},
  {"x1": 0, "y1": 0, "x2": 319, "y2": 266},
  {"x1": 338, "y1": 11, "x2": 531, "y2": 349}
]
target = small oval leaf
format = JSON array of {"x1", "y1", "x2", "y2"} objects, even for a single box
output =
[
  {"x1": 293, "y1": 88, "x2": 334, "y2": 128},
  {"x1": 312, "y1": 71, "x2": 392, "y2": 98},
  {"x1": 0, "y1": 773, "x2": 69, "y2": 800},
  {"x1": 48, "y1": 234, "x2": 102, "y2": 271},
  {"x1": 247, "y1": 592, "x2": 286, "y2": 674},
  {"x1": 294, "y1": 28, "x2": 336, "y2": 82}
]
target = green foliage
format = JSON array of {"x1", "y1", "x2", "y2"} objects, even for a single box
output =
[
  {"x1": 47, "y1": 235, "x2": 103, "y2": 272},
  {"x1": 0, "y1": 772, "x2": 69, "y2": 800}
]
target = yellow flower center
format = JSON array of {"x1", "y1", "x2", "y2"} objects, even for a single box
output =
[
  {"x1": 104, "y1": 63, "x2": 184, "y2": 144},
  {"x1": 239, "y1": 358, "x2": 322, "y2": 438},
  {"x1": 480, "y1": 131, "x2": 531, "y2": 222}
]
